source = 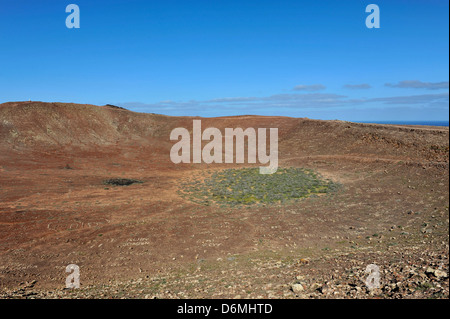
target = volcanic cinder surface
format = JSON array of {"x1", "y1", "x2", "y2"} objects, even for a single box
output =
[{"x1": 0, "y1": 101, "x2": 448, "y2": 299}]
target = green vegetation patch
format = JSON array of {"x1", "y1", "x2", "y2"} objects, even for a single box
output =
[{"x1": 178, "y1": 167, "x2": 341, "y2": 207}]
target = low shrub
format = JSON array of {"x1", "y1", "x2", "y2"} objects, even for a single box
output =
[{"x1": 178, "y1": 167, "x2": 341, "y2": 207}]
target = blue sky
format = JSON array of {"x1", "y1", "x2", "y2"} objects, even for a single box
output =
[{"x1": 0, "y1": 0, "x2": 448, "y2": 121}]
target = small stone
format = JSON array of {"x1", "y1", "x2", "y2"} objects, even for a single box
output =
[
  {"x1": 310, "y1": 283, "x2": 322, "y2": 291},
  {"x1": 318, "y1": 283, "x2": 331, "y2": 294},
  {"x1": 425, "y1": 267, "x2": 448, "y2": 279},
  {"x1": 291, "y1": 283, "x2": 304, "y2": 293},
  {"x1": 434, "y1": 269, "x2": 448, "y2": 279}
]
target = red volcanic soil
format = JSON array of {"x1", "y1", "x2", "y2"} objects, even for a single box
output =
[{"x1": 0, "y1": 101, "x2": 448, "y2": 299}]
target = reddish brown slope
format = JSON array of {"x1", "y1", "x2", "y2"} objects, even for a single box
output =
[{"x1": 1, "y1": 101, "x2": 448, "y2": 165}]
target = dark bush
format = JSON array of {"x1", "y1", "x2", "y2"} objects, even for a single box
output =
[{"x1": 103, "y1": 178, "x2": 143, "y2": 186}]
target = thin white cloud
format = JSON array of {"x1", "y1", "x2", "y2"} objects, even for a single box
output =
[
  {"x1": 385, "y1": 80, "x2": 449, "y2": 90},
  {"x1": 292, "y1": 84, "x2": 326, "y2": 91},
  {"x1": 117, "y1": 91, "x2": 449, "y2": 115},
  {"x1": 204, "y1": 97, "x2": 259, "y2": 103},
  {"x1": 368, "y1": 92, "x2": 449, "y2": 104},
  {"x1": 343, "y1": 83, "x2": 371, "y2": 89}
]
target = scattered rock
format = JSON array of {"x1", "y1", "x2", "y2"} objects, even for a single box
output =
[
  {"x1": 426, "y1": 267, "x2": 448, "y2": 279},
  {"x1": 291, "y1": 283, "x2": 304, "y2": 293}
]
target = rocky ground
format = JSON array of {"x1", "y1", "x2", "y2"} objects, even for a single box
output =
[{"x1": 1, "y1": 243, "x2": 448, "y2": 299}]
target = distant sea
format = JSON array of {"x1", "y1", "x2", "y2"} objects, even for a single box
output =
[{"x1": 356, "y1": 121, "x2": 449, "y2": 127}]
